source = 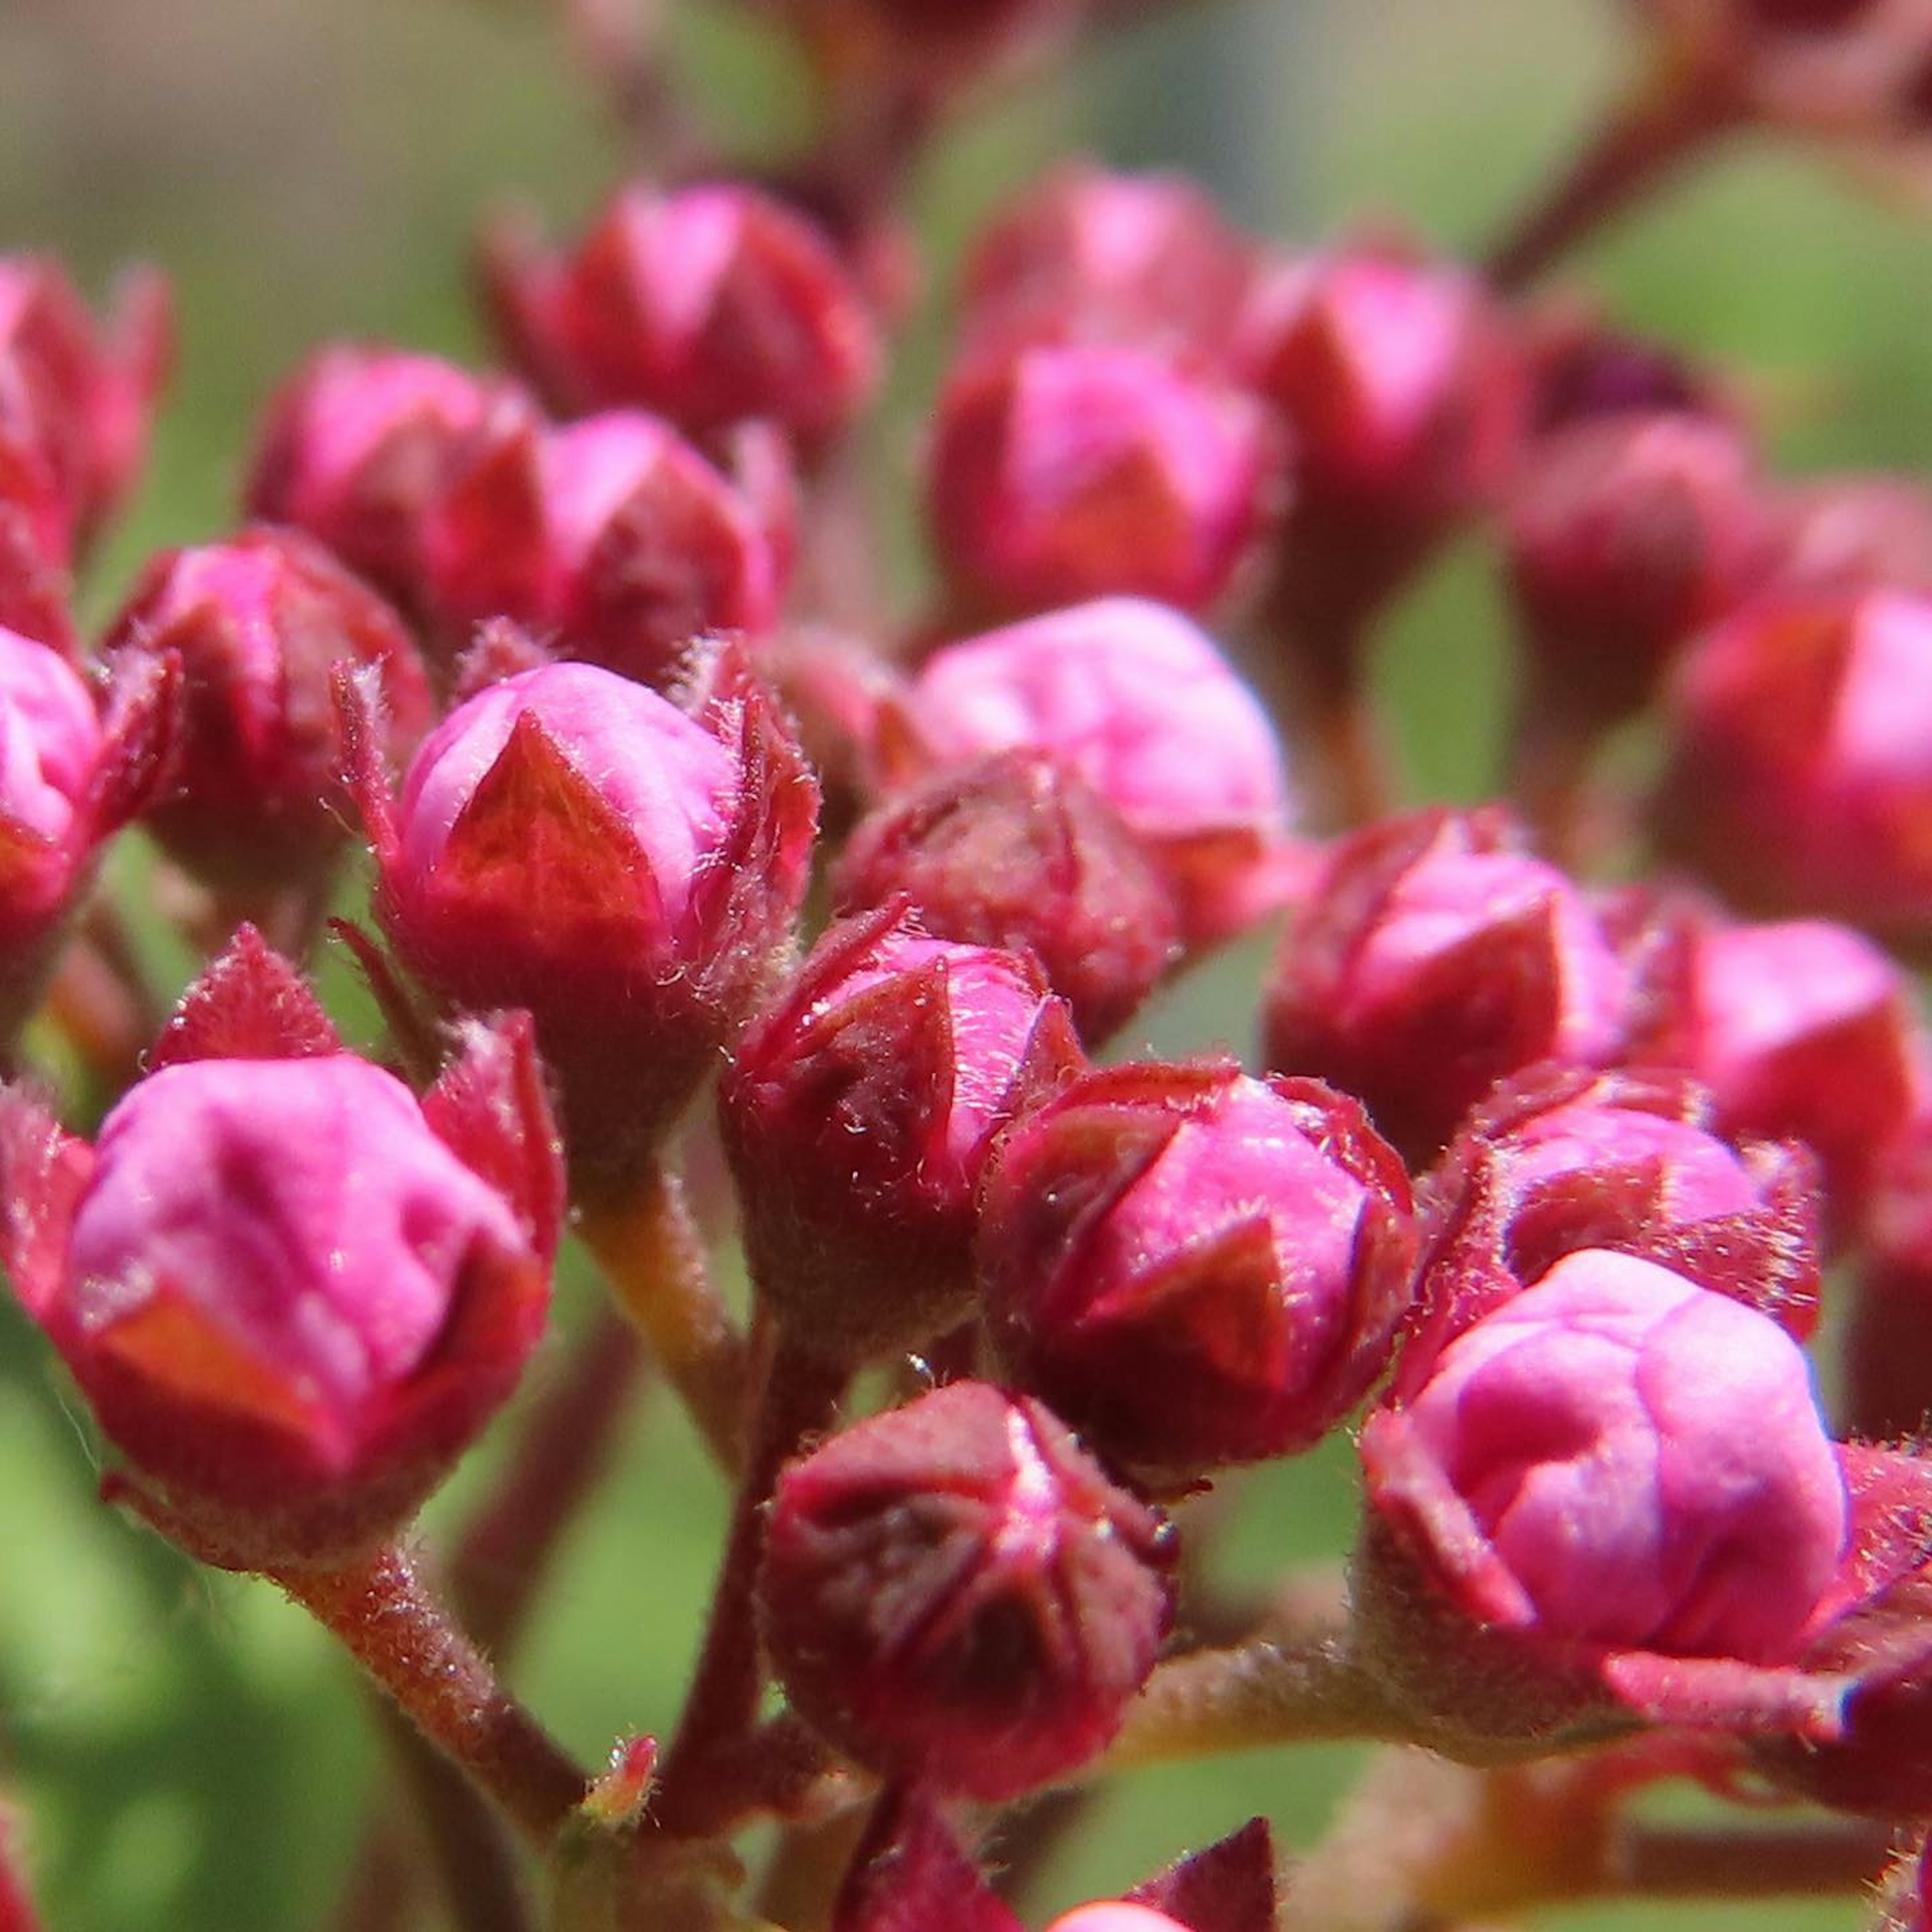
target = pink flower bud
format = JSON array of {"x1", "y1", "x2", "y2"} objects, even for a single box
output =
[
  {"x1": 759, "y1": 1380, "x2": 1174, "y2": 1800},
  {"x1": 1048, "y1": 1911, "x2": 1189, "y2": 1932},
  {"x1": 926, "y1": 345, "x2": 1282, "y2": 622},
  {"x1": 0, "y1": 256, "x2": 170, "y2": 559},
  {"x1": 1264, "y1": 809, "x2": 1630, "y2": 1162},
  {"x1": 1403, "y1": 1068, "x2": 1823, "y2": 1404},
  {"x1": 1362, "y1": 1250, "x2": 1845, "y2": 1681},
  {"x1": 104, "y1": 527, "x2": 431, "y2": 890},
  {"x1": 1642, "y1": 912, "x2": 1926, "y2": 1225},
  {"x1": 421, "y1": 405, "x2": 782, "y2": 688},
  {"x1": 1763, "y1": 475, "x2": 1932, "y2": 598},
  {"x1": 882, "y1": 598, "x2": 1295, "y2": 945},
  {"x1": 956, "y1": 164, "x2": 1256, "y2": 368},
  {"x1": 1505, "y1": 413, "x2": 1774, "y2": 727},
  {"x1": 364, "y1": 653, "x2": 817, "y2": 1193},
  {"x1": 981, "y1": 1061, "x2": 1415, "y2": 1479},
  {"x1": 245, "y1": 344, "x2": 516, "y2": 614},
  {"x1": 27, "y1": 1040, "x2": 554, "y2": 1570},
  {"x1": 832, "y1": 749, "x2": 1182, "y2": 1044},
  {"x1": 481, "y1": 182, "x2": 881, "y2": 453},
  {"x1": 721, "y1": 903, "x2": 1082, "y2": 1360},
  {"x1": 1525, "y1": 309, "x2": 1727, "y2": 436}
]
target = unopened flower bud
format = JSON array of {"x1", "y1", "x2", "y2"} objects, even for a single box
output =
[
  {"x1": 1524, "y1": 307, "x2": 1728, "y2": 435},
  {"x1": 105, "y1": 527, "x2": 431, "y2": 891},
  {"x1": 481, "y1": 182, "x2": 881, "y2": 454},
  {"x1": 1358, "y1": 1249, "x2": 1846, "y2": 1746},
  {"x1": 360, "y1": 652, "x2": 816, "y2": 1193},
  {"x1": 927, "y1": 345, "x2": 1282, "y2": 622},
  {"x1": 421, "y1": 405, "x2": 782, "y2": 689},
  {"x1": 1049, "y1": 1911, "x2": 1189, "y2": 1932},
  {"x1": 980, "y1": 1061, "x2": 1414, "y2": 1479},
  {"x1": 956, "y1": 164, "x2": 1256, "y2": 368},
  {"x1": 759, "y1": 1380, "x2": 1174, "y2": 1799},
  {"x1": 1764, "y1": 474, "x2": 1932, "y2": 597},
  {"x1": 15, "y1": 1012, "x2": 556, "y2": 1571},
  {"x1": 721, "y1": 903, "x2": 1082, "y2": 1362},
  {"x1": 245, "y1": 344, "x2": 516, "y2": 614},
  {"x1": 1264, "y1": 808, "x2": 1630, "y2": 1162},
  {"x1": 832, "y1": 749, "x2": 1181, "y2": 1043},
  {"x1": 881, "y1": 598, "x2": 1295, "y2": 945}
]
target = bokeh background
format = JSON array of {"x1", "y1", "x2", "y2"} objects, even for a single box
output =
[{"x1": 0, "y1": 0, "x2": 1922, "y2": 1924}]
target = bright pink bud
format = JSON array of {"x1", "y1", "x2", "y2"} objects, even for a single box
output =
[
  {"x1": 927, "y1": 345, "x2": 1282, "y2": 622},
  {"x1": 1505, "y1": 413, "x2": 1774, "y2": 726},
  {"x1": 832, "y1": 749, "x2": 1182, "y2": 1044},
  {"x1": 882, "y1": 598, "x2": 1294, "y2": 945},
  {"x1": 481, "y1": 182, "x2": 880, "y2": 453},
  {"x1": 1048, "y1": 1910, "x2": 1190, "y2": 1932},
  {"x1": 721, "y1": 903, "x2": 1082, "y2": 1361},
  {"x1": 1763, "y1": 475, "x2": 1932, "y2": 598},
  {"x1": 421, "y1": 405, "x2": 782, "y2": 688},
  {"x1": 0, "y1": 256, "x2": 170, "y2": 559},
  {"x1": 981, "y1": 1061, "x2": 1414, "y2": 1479},
  {"x1": 19, "y1": 1003, "x2": 556, "y2": 1570},
  {"x1": 1656, "y1": 592, "x2": 1932, "y2": 943},
  {"x1": 1404, "y1": 1068, "x2": 1823, "y2": 1404},
  {"x1": 956, "y1": 164, "x2": 1256, "y2": 368},
  {"x1": 1362, "y1": 1250, "x2": 1845, "y2": 1695},
  {"x1": 1264, "y1": 808, "x2": 1630, "y2": 1162},
  {"x1": 104, "y1": 527, "x2": 431, "y2": 890},
  {"x1": 759, "y1": 1380, "x2": 1174, "y2": 1800},
  {"x1": 1643, "y1": 913, "x2": 1926, "y2": 1224},
  {"x1": 363, "y1": 651, "x2": 817, "y2": 1192},
  {"x1": 245, "y1": 344, "x2": 515, "y2": 614}
]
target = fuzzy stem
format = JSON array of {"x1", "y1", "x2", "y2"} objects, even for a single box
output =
[
  {"x1": 1487, "y1": 60, "x2": 1740, "y2": 291},
  {"x1": 649, "y1": 1322, "x2": 846, "y2": 1837},
  {"x1": 1505, "y1": 679, "x2": 1615, "y2": 873},
  {"x1": 580, "y1": 1161, "x2": 748, "y2": 1475},
  {"x1": 271, "y1": 1541, "x2": 588, "y2": 1846}
]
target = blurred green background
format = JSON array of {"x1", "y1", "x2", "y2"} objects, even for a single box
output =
[{"x1": 0, "y1": 0, "x2": 1923, "y2": 1924}]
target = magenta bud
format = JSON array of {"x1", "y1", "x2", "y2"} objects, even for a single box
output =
[
  {"x1": 1125, "y1": 1818, "x2": 1278, "y2": 1932},
  {"x1": 721, "y1": 902, "x2": 1083, "y2": 1361},
  {"x1": 1264, "y1": 808, "x2": 1630, "y2": 1163},
  {"x1": 1358, "y1": 1250, "x2": 1847, "y2": 1746},
  {"x1": 1763, "y1": 475, "x2": 1932, "y2": 598},
  {"x1": 1505, "y1": 413, "x2": 1774, "y2": 727},
  {"x1": 1403, "y1": 1067, "x2": 1824, "y2": 1405},
  {"x1": 364, "y1": 652, "x2": 817, "y2": 1194},
  {"x1": 882, "y1": 598, "x2": 1296, "y2": 945},
  {"x1": 759, "y1": 1380, "x2": 1175, "y2": 1800},
  {"x1": 0, "y1": 256, "x2": 171, "y2": 560},
  {"x1": 832, "y1": 749, "x2": 1182, "y2": 1044},
  {"x1": 1524, "y1": 307, "x2": 1728, "y2": 436},
  {"x1": 1654, "y1": 591, "x2": 1932, "y2": 947},
  {"x1": 21, "y1": 1029, "x2": 555, "y2": 1571},
  {"x1": 481, "y1": 182, "x2": 880, "y2": 453},
  {"x1": 832, "y1": 1789, "x2": 1022, "y2": 1932},
  {"x1": 980, "y1": 1060, "x2": 1416, "y2": 1480},
  {"x1": 245, "y1": 344, "x2": 517, "y2": 614},
  {"x1": 421, "y1": 404, "x2": 782, "y2": 688},
  {"x1": 957, "y1": 164, "x2": 1256, "y2": 369},
  {"x1": 926, "y1": 344, "x2": 1283, "y2": 623},
  {"x1": 0, "y1": 473, "x2": 77, "y2": 656},
  {"x1": 1051, "y1": 1912, "x2": 1190, "y2": 1932},
  {"x1": 104, "y1": 526, "x2": 431, "y2": 890}
]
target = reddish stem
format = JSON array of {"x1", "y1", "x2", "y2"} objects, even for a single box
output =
[{"x1": 1605, "y1": 1817, "x2": 1893, "y2": 1898}]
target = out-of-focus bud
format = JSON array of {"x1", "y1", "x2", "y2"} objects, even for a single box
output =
[
  {"x1": 832, "y1": 749, "x2": 1181, "y2": 1044},
  {"x1": 0, "y1": 256, "x2": 171, "y2": 559},
  {"x1": 980, "y1": 1060, "x2": 1415, "y2": 1481},
  {"x1": 1760, "y1": 473, "x2": 1932, "y2": 597},
  {"x1": 880, "y1": 598, "x2": 1296, "y2": 945},
  {"x1": 104, "y1": 527, "x2": 431, "y2": 893},
  {"x1": 1403, "y1": 1067, "x2": 1823, "y2": 1406},
  {"x1": 1523, "y1": 305, "x2": 1729, "y2": 436},
  {"x1": 1263, "y1": 808, "x2": 1630, "y2": 1163},
  {"x1": 1050, "y1": 1911, "x2": 1190, "y2": 1932},
  {"x1": 1505, "y1": 413, "x2": 1773, "y2": 730},
  {"x1": 926, "y1": 345, "x2": 1283, "y2": 624},
  {"x1": 1637, "y1": 909, "x2": 1926, "y2": 1228},
  {"x1": 0, "y1": 476, "x2": 77, "y2": 655},
  {"x1": 1654, "y1": 592, "x2": 1932, "y2": 945},
  {"x1": 759, "y1": 1379, "x2": 1174, "y2": 1800},
  {"x1": 4, "y1": 955, "x2": 557, "y2": 1571},
  {"x1": 1844, "y1": 1116, "x2": 1932, "y2": 1438},
  {"x1": 721, "y1": 902, "x2": 1081, "y2": 1362},
  {"x1": 480, "y1": 182, "x2": 881, "y2": 455},
  {"x1": 1357, "y1": 1249, "x2": 1847, "y2": 1749},
  {"x1": 1236, "y1": 239, "x2": 1524, "y2": 650},
  {"x1": 245, "y1": 345, "x2": 516, "y2": 615},
  {"x1": 421, "y1": 405, "x2": 783, "y2": 689},
  {"x1": 956, "y1": 164, "x2": 1256, "y2": 368},
  {"x1": 354, "y1": 650, "x2": 817, "y2": 1195}
]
